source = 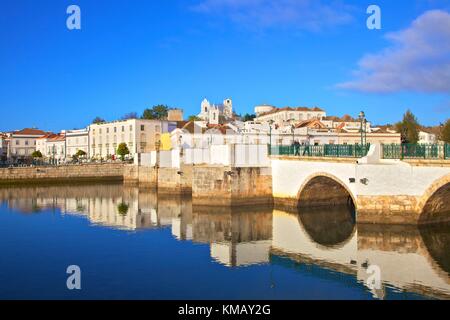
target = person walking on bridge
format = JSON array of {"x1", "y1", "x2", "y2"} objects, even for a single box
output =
[
  {"x1": 303, "y1": 135, "x2": 311, "y2": 156},
  {"x1": 294, "y1": 140, "x2": 301, "y2": 156}
]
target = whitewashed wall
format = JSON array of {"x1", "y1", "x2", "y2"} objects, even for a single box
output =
[{"x1": 183, "y1": 144, "x2": 269, "y2": 167}]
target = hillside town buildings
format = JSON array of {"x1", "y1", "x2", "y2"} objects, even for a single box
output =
[{"x1": 3, "y1": 98, "x2": 439, "y2": 166}]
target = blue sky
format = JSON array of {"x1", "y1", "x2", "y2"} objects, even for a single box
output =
[{"x1": 0, "y1": 0, "x2": 449, "y2": 132}]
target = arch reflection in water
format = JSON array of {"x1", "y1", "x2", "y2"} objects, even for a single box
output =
[
  {"x1": 271, "y1": 205, "x2": 358, "y2": 279},
  {"x1": 297, "y1": 205, "x2": 356, "y2": 248}
]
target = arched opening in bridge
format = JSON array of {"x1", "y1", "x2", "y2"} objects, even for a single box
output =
[
  {"x1": 420, "y1": 182, "x2": 450, "y2": 225},
  {"x1": 298, "y1": 175, "x2": 356, "y2": 210}
]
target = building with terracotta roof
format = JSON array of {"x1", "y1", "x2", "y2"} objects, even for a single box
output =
[
  {"x1": 36, "y1": 133, "x2": 66, "y2": 162},
  {"x1": 322, "y1": 115, "x2": 373, "y2": 133},
  {"x1": 6, "y1": 128, "x2": 48, "y2": 161}
]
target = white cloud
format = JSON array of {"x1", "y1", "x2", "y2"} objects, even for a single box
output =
[
  {"x1": 337, "y1": 10, "x2": 450, "y2": 94},
  {"x1": 191, "y1": 0, "x2": 354, "y2": 31}
]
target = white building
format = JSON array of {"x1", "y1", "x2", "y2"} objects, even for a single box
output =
[
  {"x1": 36, "y1": 133, "x2": 56, "y2": 158},
  {"x1": 0, "y1": 133, "x2": 7, "y2": 162},
  {"x1": 46, "y1": 134, "x2": 66, "y2": 162},
  {"x1": 36, "y1": 133, "x2": 66, "y2": 162},
  {"x1": 198, "y1": 98, "x2": 233, "y2": 125},
  {"x1": 419, "y1": 130, "x2": 437, "y2": 144},
  {"x1": 66, "y1": 128, "x2": 89, "y2": 158},
  {"x1": 255, "y1": 106, "x2": 326, "y2": 124},
  {"x1": 88, "y1": 119, "x2": 169, "y2": 159},
  {"x1": 6, "y1": 128, "x2": 48, "y2": 162}
]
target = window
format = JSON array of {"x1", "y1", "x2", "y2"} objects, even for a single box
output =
[
  {"x1": 129, "y1": 125, "x2": 133, "y2": 131},
  {"x1": 122, "y1": 126, "x2": 125, "y2": 132},
  {"x1": 25, "y1": 140, "x2": 29, "y2": 146},
  {"x1": 114, "y1": 127, "x2": 117, "y2": 133},
  {"x1": 16, "y1": 140, "x2": 19, "y2": 145},
  {"x1": 141, "y1": 125, "x2": 145, "y2": 131},
  {"x1": 106, "y1": 128, "x2": 109, "y2": 133}
]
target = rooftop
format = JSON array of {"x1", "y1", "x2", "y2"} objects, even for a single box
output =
[
  {"x1": 11, "y1": 128, "x2": 48, "y2": 136},
  {"x1": 258, "y1": 106, "x2": 325, "y2": 117}
]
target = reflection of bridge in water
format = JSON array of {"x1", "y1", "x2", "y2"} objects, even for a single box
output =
[{"x1": 0, "y1": 184, "x2": 449, "y2": 299}]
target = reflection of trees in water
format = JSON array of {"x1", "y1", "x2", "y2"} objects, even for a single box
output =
[
  {"x1": 296, "y1": 205, "x2": 356, "y2": 248},
  {"x1": 420, "y1": 222, "x2": 450, "y2": 275}
]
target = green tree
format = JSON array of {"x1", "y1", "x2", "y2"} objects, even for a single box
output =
[
  {"x1": 441, "y1": 119, "x2": 450, "y2": 143},
  {"x1": 116, "y1": 143, "x2": 130, "y2": 161},
  {"x1": 395, "y1": 110, "x2": 420, "y2": 144},
  {"x1": 31, "y1": 150, "x2": 43, "y2": 158},
  {"x1": 92, "y1": 116, "x2": 106, "y2": 124},
  {"x1": 188, "y1": 115, "x2": 202, "y2": 122},
  {"x1": 117, "y1": 202, "x2": 129, "y2": 216},
  {"x1": 76, "y1": 150, "x2": 87, "y2": 157},
  {"x1": 142, "y1": 105, "x2": 169, "y2": 120},
  {"x1": 121, "y1": 112, "x2": 138, "y2": 120},
  {"x1": 242, "y1": 113, "x2": 256, "y2": 122}
]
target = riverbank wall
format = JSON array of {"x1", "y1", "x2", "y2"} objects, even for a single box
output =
[
  {"x1": 0, "y1": 164, "x2": 273, "y2": 207},
  {"x1": 0, "y1": 163, "x2": 124, "y2": 185}
]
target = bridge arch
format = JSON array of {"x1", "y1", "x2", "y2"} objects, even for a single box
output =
[
  {"x1": 297, "y1": 173, "x2": 357, "y2": 209},
  {"x1": 418, "y1": 174, "x2": 450, "y2": 224}
]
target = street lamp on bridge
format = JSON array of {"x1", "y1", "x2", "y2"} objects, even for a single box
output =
[{"x1": 359, "y1": 111, "x2": 367, "y2": 143}]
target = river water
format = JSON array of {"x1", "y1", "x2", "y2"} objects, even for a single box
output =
[{"x1": 0, "y1": 183, "x2": 449, "y2": 300}]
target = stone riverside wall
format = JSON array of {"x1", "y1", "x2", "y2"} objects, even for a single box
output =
[
  {"x1": 123, "y1": 164, "x2": 192, "y2": 194},
  {"x1": 0, "y1": 164, "x2": 272, "y2": 206},
  {"x1": 192, "y1": 166, "x2": 273, "y2": 207},
  {"x1": 124, "y1": 164, "x2": 272, "y2": 204},
  {"x1": 0, "y1": 164, "x2": 124, "y2": 185}
]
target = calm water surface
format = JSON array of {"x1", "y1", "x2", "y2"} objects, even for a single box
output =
[{"x1": 0, "y1": 184, "x2": 449, "y2": 300}]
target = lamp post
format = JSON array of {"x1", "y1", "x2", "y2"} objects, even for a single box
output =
[
  {"x1": 269, "y1": 120, "x2": 274, "y2": 155},
  {"x1": 358, "y1": 111, "x2": 367, "y2": 156},
  {"x1": 358, "y1": 111, "x2": 367, "y2": 154}
]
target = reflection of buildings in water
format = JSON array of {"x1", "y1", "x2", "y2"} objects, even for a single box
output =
[
  {"x1": 191, "y1": 206, "x2": 273, "y2": 267},
  {"x1": 0, "y1": 185, "x2": 153, "y2": 230}
]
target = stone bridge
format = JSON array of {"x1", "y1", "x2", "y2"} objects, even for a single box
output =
[{"x1": 271, "y1": 145, "x2": 450, "y2": 225}]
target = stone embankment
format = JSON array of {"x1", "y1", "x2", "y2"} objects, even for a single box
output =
[{"x1": 0, "y1": 163, "x2": 124, "y2": 185}]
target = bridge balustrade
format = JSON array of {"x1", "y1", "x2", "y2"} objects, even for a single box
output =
[
  {"x1": 269, "y1": 144, "x2": 370, "y2": 158},
  {"x1": 382, "y1": 143, "x2": 450, "y2": 160}
]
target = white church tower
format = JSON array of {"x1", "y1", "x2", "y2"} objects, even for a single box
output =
[{"x1": 197, "y1": 97, "x2": 233, "y2": 124}]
